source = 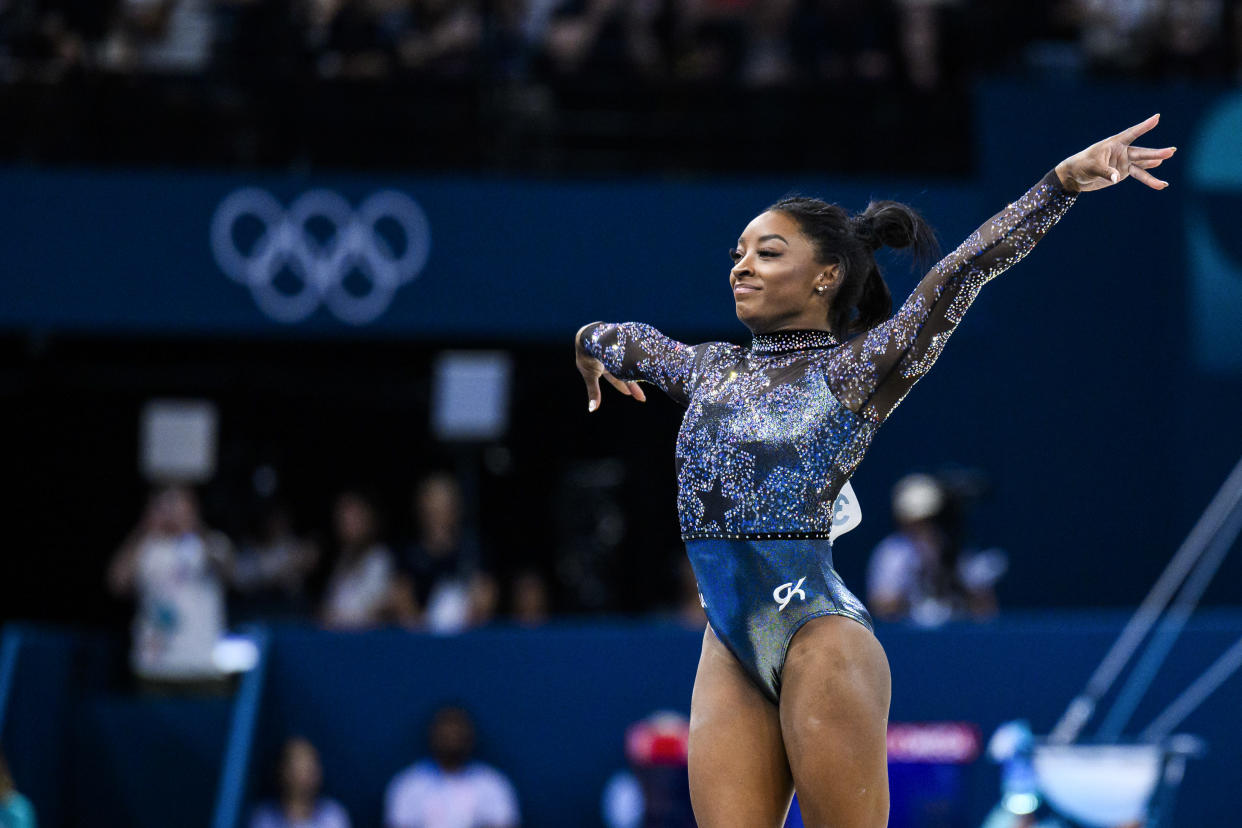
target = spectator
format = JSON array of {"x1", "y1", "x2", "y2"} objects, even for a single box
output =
[
  {"x1": 395, "y1": 473, "x2": 496, "y2": 633},
  {"x1": 250, "y1": 737, "x2": 351, "y2": 828},
  {"x1": 539, "y1": 0, "x2": 664, "y2": 79},
  {"x1": 385, "y1": 706, "x2": 520, "y2": 828},
  {"x1": 792, "y1": 0, "x2": 900, "y2": 84},
  {"x1": 0, "y1": 750, "x2": 36, "y2": 828},
  {"x1": 102, "y1": 0, "x2": 215, "y2": 73},
  {"x1": 321, "y1": 491, "x2": 403, "y2": 629},
  {"x1": 2, "y1": 0, "x2": 103, "y2": 80},
  {"x1": 866, "y1": 473, "x2": 1004, "y2": 626},
  {"x1": 670, "y1": 0, "x2": 799, "y2": 85},
  {"x1": 107, "y1": 485, "x2": 234, "y2": 689},
  {"x1": 1155, "y1": 0, "x2": 1229, "y2": 79},
  {"x1": 508, "y1": 567, "x2": 549, "y2": 627},
  {"x1": 231, "y1": 503, "x2": 320, "y2": 623},
  {"x1": 1072, "y1": 0, "x2": 1163, "y2": 77},
  {"x1": 310, "y1": 0, "x2": 403, "y2": 79},
  {"x1": 396, "y1": 0, "x2": 484, "y2": 77},
  {"x1": 212, "y1": 0, "x2": 304, "y2": 79}
]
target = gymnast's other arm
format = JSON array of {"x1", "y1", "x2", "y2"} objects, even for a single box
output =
[
  {"x1": 575, "y1": 321, "x2": 703, "y2": 411},
  {"x1": 826, "y1": 113, "x2": 1175, "y2": 424}
]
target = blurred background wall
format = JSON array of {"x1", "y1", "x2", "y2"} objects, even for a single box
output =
[{"x1": 5, "y1": 84, "x2": 1242, "y2": 622}]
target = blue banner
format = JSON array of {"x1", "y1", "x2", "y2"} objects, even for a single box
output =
[{"x1": 1, "y1": 166, "x2": 979, "y2": 338}]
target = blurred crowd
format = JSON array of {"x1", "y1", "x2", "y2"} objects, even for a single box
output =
[
  {"x1": 4, "y1": 0, "x2": 1242, "y2": 88},
  {"x1": 252, "y1": 708, "x2": 521, "y2": 828},
  {"x1": 105, "y1": 473, "x2": 568, "y2": 684}
]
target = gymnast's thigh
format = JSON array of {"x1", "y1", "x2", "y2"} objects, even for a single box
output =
[
  {"x1": 688, "y1": 626, "x2": 794, "y2": 828},
  {"x1": 779, "y1": 614, "x2": 892, "y2": 828}
]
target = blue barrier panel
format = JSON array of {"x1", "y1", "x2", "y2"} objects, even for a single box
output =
[
  {"x1": 249, "y1": 623, "x2": 701, "y2": 828},
  {"x1": 72, "y1": 693, "x2": 232, "y2": 828},
  {"x1": 0, "y1": 626, "x2": 112, "y2": 828}
]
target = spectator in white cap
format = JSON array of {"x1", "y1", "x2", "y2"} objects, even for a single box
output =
[{"x1": 866, "y1": 473, "x2": 1003, "y2": 626}]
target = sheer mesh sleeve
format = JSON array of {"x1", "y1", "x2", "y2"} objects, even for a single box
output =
[
  {"x1": 578, "y1": 321, "x2": 700, "y2": 406},
  {"x1": 826, "y1": 170, "x2": 1077, "y2": 423}
]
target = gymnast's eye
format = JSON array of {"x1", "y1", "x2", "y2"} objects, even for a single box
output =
[
  {"x1": 758, "y1": 250, "x2": 780, "y2": 258},
  {"x1": 729, "y1": 248, "x2": 743, "y2": 263}
]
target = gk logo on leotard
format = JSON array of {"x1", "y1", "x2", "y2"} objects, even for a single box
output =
[
  {"x1": 210, "y1": 188, "x2": 431, "y2": 325},
  {"x1": 773, "y1": 577, "x2": 807, "y2": 612}
]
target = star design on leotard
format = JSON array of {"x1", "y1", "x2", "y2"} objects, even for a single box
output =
[{"x1": 696, "y1": 476, "x2": 738, "y2": 524}]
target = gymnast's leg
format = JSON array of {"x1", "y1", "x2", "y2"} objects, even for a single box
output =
[
  {"x1": 779, "y1": 615, "x2": 892, "y2": 828},
  {"x1": 688, "y1": 627, "x2": 794, "y2": 828}
]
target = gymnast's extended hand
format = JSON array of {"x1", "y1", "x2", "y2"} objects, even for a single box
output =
[
  {"x1": 1054, "y1": 113, "x2": 1176, "y2": 193},
  {"x1": 575, "y1": 324, "x2": 647, "y2": 412}
]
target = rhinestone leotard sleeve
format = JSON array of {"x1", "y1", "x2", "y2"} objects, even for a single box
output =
[
  {"x1": 826, "y1": 169, "x2": 1078, "y2": 424},
  {"x1": 578, "y1": 321, "x2": 703, "y2": 407}
]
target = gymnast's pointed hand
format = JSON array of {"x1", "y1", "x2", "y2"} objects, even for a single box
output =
[
  {"x1": 575, "y1": 325, "x2": 647, "y2": 413},
  {"x1": 1054, "y1": 114, "x2": 1176, "y2": 193}
]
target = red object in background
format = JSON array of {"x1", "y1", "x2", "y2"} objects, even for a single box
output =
[
  {"x1": 886, "y1": 722, "x2": 982, "y2": 764},
  {"x1": 626, "y1": 712, "x2": 691, "y2": 767}
]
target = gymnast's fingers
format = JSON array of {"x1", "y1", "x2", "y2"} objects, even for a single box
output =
[
  {"x1": 627, "y1": 382, "x2": 647, "y2": 403},
  {"x1": 1115, "y1": 113, "x2": 1160, "y2": 145},
  {"x1": 1128, "y1": 146, "x2": 1176, "y2": 161},
  {"x1": 1082, "y1": 154, "x2": 1121, "y2": 185},
  {"x1": 586, "y1": 371, "x2": 603, "y2": 412},
  {"x1": 604, "y1": 372, "x2": 633, "y2": 397},
  {"x1": 1129, "y1": 165, "x2": 1169, "y2": 190}
]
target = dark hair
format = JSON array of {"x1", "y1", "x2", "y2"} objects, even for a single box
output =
[{"x1": 767, "y1": 196, "x2": 938, "y2": 339}]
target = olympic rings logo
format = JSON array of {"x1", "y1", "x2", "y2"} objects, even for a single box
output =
[{"x1": 210, "y1": 188, "x2": 431, "y2": 325}]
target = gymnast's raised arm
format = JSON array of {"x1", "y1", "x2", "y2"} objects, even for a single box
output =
[{"x1": 826, "y1": 114, "x2": 1175, "y2": 425}]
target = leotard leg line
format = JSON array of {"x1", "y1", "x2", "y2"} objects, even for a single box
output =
[{"x1": 685, "y1": 537, "x2": 873, "y2": 704}]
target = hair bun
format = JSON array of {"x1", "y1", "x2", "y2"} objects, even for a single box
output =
[{"x1": 851, "y1": 214, "x2": 881, "y2": 251}]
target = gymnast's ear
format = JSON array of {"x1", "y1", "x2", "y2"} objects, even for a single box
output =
[{"x1": 814, "y1": 264, "x2": 842, "y2": 294}]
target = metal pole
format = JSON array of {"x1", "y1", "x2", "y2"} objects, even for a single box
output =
[
  {"x1": 1096, "y1": 499, "x2": 1242, "y2": 741},
  {"x1": 1048, "y1": 454, "x2": 1242, "y2": 744},
  {"x1": 1141, "y1": 633, "x2": 1242, "y2": 742}
]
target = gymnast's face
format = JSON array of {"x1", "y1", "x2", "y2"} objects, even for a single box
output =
[{"x1": 730, "y1": 211, "x2": 839, "y2": 334}]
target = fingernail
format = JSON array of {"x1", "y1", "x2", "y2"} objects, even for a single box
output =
[
  {"x1": 588, "y1": 400, "x2": 598, "y2": 412},
  {"x1": 1110, "y1": 172, "x2": 1120, "y2": 184}
]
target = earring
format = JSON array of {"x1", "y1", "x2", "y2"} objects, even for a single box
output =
[{"x1": 816, "y1": 285, "x2": 828, "y2": 295}]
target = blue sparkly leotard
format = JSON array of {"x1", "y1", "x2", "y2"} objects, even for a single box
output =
[{"x1": 580, "y1": 171, "x2": 1077, "y2": 701}]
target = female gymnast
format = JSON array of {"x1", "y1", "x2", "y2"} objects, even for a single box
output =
[{"x1": 574, "y1": 115, "x2": 1175, "y2": 827}]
